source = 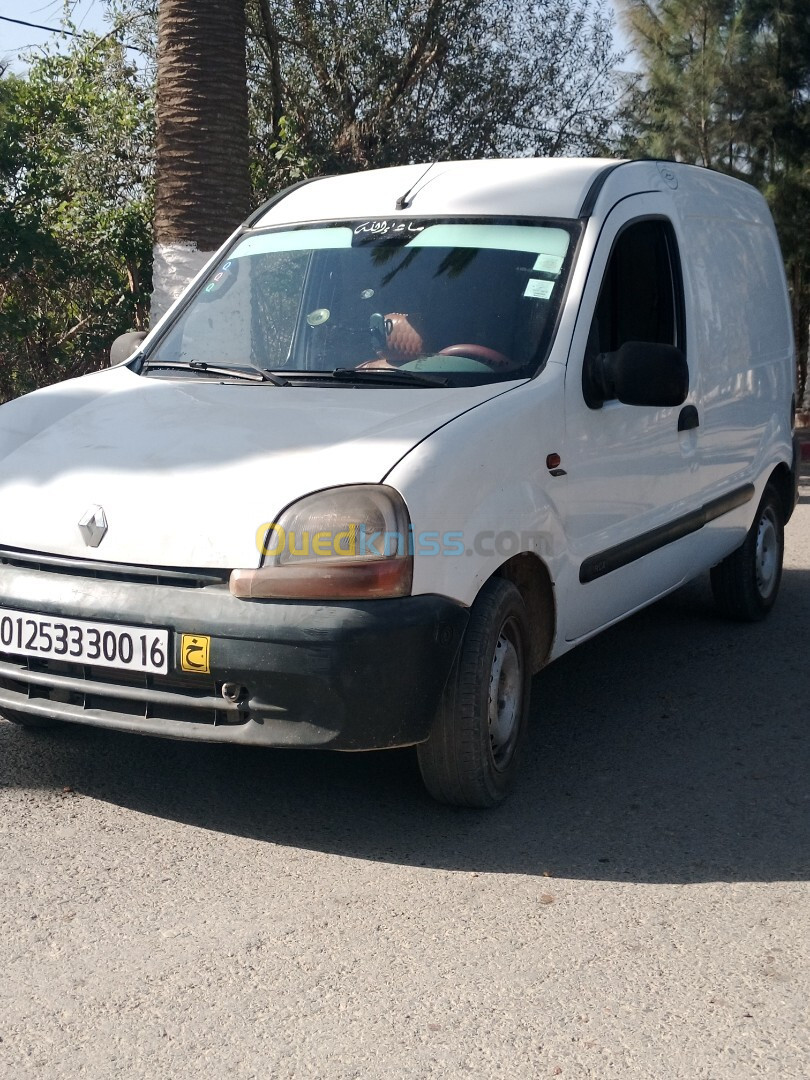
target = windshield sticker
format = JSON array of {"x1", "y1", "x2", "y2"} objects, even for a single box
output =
[
  {"x1": 201, "y1": 260, "x2": 237, "y2": 300},
  {"x1": 533, "y1": 253, "x2": 564, "y2": 275},
  {"x1": 524, "y1": 279, "x2": 555, "y2": 300},
  {"x1": 354, "y1": 220, "x2": 426, "y2": 238}
]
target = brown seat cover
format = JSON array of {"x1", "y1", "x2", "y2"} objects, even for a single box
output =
[
  {"x1": 384, "y1": 313, "x2": 424, "y2": 362},
  {"x1": 358, "y1": 313, "x2": 424, "y2": 369}
]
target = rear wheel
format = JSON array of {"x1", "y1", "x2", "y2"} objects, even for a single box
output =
[
  {"x1": 710, "y1": 483, "x2": 785, "y2": 621},
  {"x1": 417, "y1": 577, "x2": 531, "y2": 807}
]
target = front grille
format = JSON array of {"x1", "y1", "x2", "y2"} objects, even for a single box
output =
[
  {"x1": 0, "y1": 546, "x2": 230, "y2": 589},
  {"x1": 0, "y1": 655, "x2": 246, "y2": 727}
]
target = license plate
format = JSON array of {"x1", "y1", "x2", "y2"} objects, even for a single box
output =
[{"x1": 0, "y1": 607, "x2": 170, "y2": 675}]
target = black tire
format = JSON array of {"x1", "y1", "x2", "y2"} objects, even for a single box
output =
[
  {"x1": 417, "y1": 577, "x2": 532, "y2": 808},
  {"x1": 1, "y1": 709, "x2": 63, "y2": 730},
  {"x1": 710, "y1": 482, "x2": 785, "y2": 621}
]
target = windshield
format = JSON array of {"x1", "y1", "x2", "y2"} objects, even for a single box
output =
[{"x1": 144, "y1": 218, "x2": 578, "y2": 386}]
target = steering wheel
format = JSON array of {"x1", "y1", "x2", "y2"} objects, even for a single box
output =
[{"x1": 438, "y1": 344, "x2": 512, "y2": 369}]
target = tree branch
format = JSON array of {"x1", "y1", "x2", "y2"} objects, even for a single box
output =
[
  {"x1": 55, "y1": 312, "x2": 94, "y2": 347},
  {"x1": 254, "y1": 0, "x2": 285, "y2": 131}
]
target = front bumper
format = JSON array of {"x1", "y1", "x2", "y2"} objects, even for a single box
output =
[{"x1": 0, "y1": 558, "x2": 467, "y2": 749}]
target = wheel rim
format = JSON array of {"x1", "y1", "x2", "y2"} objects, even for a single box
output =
[
  {"x1": 755, "y1": 507, "x2": 779, "y2": 599},
  {"x1": 487, "y1": 617, "x2": 523, "y2": 771}
]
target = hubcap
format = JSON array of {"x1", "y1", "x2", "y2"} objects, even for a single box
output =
[
  {"x1": 755, "y1": 508, "x2": 779, "y2": 599},
  {"x1": 488, "y1": 619, "x2": 522, "y2": 770}
]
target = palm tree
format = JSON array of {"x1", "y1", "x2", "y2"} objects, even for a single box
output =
[{"x1": 151, "y1": 0, "x2": 251, "y2": 320}]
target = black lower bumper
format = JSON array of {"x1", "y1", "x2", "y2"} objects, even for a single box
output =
[{"x1": 0, "y1": 561, "x2": 468, "y2": 749}]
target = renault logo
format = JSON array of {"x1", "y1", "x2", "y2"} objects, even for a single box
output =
[{"x1": 78, "y1": 505, "x2": 108, "y2": 547}]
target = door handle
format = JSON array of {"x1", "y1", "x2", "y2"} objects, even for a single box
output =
[{"x1": 678, "y1": 405, "x2": 699, "y2": 432}]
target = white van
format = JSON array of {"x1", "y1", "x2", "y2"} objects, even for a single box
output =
[{"x1": 0, "y1": 158, "x2": 799, "y2": 806}]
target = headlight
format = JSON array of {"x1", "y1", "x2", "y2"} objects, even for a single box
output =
[{"x1": 229, "y1": 485, "x2": 413, "y2": 600}]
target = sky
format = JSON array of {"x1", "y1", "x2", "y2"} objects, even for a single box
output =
[{"x1": 0, "y1": 0, "x2": 111, "y2": 70}]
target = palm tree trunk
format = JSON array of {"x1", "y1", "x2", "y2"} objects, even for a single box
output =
[{"x1": 151, "y1": 0, "x2": 251, "y2": 322}]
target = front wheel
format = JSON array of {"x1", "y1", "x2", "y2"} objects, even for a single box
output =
[
  {"x1": 710, "y1": 483, "x2": 785, "y2": 621},
  {"x1": 417, "y1": 577, "x2": 532, "y2": 807}
]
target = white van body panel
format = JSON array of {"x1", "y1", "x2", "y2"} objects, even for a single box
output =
[
  {"x1": 559, "y1": 193, "x2": 702, "y2": 639},
  {"x1": 671, "y1": 169, "x2": 795, "y2": 495},
  {"x1": 387, "y1": 368, "x2": 567, "y2": 606},
  {"x1": 0, "y1": 365, "x2": 514, "y2": 567},
  {"x1": 386, "y1": 162, "x2": 794, "y2": 651}
]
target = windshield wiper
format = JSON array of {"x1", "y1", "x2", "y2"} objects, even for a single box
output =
[
  {"x1": 331, "y1": 367, "x2": 448, "y2": 387},
  {"x1": 142, "y1": 360, "x2": 289, "y2": 385}
]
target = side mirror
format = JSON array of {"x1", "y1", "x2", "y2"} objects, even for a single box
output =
[
  {"x1": 583, "y1": 341, "x2": 688, "y2": 409},
  {"x1": 110, "y1": 330, "x2": 147, "y2": 367}
]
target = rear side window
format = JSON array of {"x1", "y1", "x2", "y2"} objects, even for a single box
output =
[{"x1": 588, "y1": 218, "x2": 683, "y2": 367}]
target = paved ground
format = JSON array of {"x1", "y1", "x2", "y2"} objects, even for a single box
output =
[{"x1": 2, "y1": 475, "x2": 808, "y2": 1079}]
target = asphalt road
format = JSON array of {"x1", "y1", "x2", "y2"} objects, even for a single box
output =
[{"x1": 2, "y1": 475, "x2": 809, "y2": 1079}]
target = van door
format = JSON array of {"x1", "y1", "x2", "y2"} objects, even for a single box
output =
[{"x1": 560, "y1": 197, "x2": 703, "y2": 641}]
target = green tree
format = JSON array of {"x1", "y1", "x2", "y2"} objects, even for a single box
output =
[
  {"x1": 246, "y1": 0, "x2": 622, "y2": 195},
  {"x1": 0, "y1": 36, "x2": 153, "y2": 404},
  {"x1": 741, "y1": 2, "x2": 810, "y2": 405},
  {"x1": 619, "y1": 1, "x2": 747, "y2": 169}
]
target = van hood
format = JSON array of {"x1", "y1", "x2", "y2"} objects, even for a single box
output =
[{"x1": 0, "y1": 366, "x2": 511, "y2": 568}]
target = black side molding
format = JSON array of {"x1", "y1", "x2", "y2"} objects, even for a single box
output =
[
  {"x1": 578, "y1": 162, "x2": 627, "y2": 217},
  {"x1": 579, "y1": 484, "x2": 755, "y2": 584}
]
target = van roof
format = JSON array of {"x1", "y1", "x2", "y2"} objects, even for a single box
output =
[
  {"x1": 248, "y1": 157, "x2": 771, "y2": 231},
  {"x1": 249, "y1": 158, "x2": 623, "y2": 227}
]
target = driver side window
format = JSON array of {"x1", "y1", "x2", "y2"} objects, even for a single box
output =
[{"x1": 586, "y1": 218, "x2": 684, "y2": 391}]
